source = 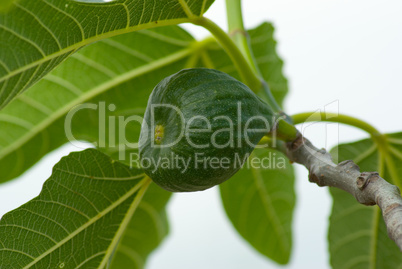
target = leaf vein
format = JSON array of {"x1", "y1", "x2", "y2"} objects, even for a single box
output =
[
  {"x1": 0, "y1": 114, "x2": 34, "y2": 130},
  {"x1": 18, "y1": 208, "x2": 70, "y2": 235},
  {"x1": 75, "y1": 251, "x2": 106, "y2": 269},
  {"x1": 70, "y1": 53, "x2": 117, "y2": 78},
  {"x1": 41, "y1": 0, "x2": 85, "y2": 41},
  {"x1": 101, "y1": 39, "x2": 153, "y2": 62},
  {"x1": 177, "y1": 0, "x2": 195, "y2": 18},
  {"x1": 0, "y1": 224, "x2": 58, "y2": 244},
  {"x1": 17, "y1": 94, "x2": 54, "y2": 115},
  {"x1": 0, "y1": 25, "x2": 46, "y2": 57},
  {"x1": 14, "y1": 3, "x2": 62, "y2": 50},
  {"x1": 54, "y1": 167, "x2": 145, "y2": 181},
  {"x1": 44, "y1": 74, "x2": 82, "y2": 96},
  {"x1": 251, "y1": 167, "x2": 289, "y2": 252}
]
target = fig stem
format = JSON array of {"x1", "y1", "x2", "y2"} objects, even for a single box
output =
[
  {"x1": 225, "y1": 0, "x2": 284, "y2": 113},
  {"x1": 226, "y1": 0, "x2": 260, "y2": 75},
  {"x1": 291, "y1": 112, "x2": 384, "y2": 143},
  {"x1": 194, "y1": 17, "x2": 262, "y2": 93}
]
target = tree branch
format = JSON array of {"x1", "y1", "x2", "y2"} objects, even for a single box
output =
[{"x1": 285, "y1": 134, "x2": 402, "y2": 251}]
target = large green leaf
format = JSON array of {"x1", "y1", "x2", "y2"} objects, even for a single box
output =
[
  {"x1": 0, "y1": 0, "x2": 215, "y2": 109},
  {"x1": 110, "y1": 181, "x2": 171, "y2": 268},
  {"x1": 219, "y1": 148, "x2": 295, "y2": 264},
  {"x1": 0, "y1": 148, "x2": 153, "y2": 268},
  {"x1": 329, "y1": 133, "x2": 402, "y2": 269},
  {"x1": 0, "y1": 25, "x2": 202, "y2": 183}
]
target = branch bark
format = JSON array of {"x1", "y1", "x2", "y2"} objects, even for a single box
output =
[{"x1": 285, "y1": 134, "x2": 402, "y2": 251}]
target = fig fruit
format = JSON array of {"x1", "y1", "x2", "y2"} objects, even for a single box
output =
[{"x1": 139, "y1": 68, "x2": 274, "y2": 192}]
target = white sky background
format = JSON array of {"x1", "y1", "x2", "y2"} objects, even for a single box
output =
[{"x1": 1, "y1": 0, "x2": 402, "y2": 268}]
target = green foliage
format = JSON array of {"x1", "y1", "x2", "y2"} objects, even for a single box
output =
[
  {"x1": 0, "y1": 25, "x2": 198, "y2": 183},
  {"x1": 0, "y1": 0, "x2": 214, "y2": 109},
  {"x1": 139, "y1": 68, "x2": 274, "y2": 192},
  {"x1": 110, "y1": 182, "x2": 171, "y2": 269},
  {"x1": 220, "y1": 148, "x2": 295, "y2": 264},
  {"x1": 0, "y1": 149, "x2": 155, "y2": 268},
  {"x1": 329, "y1": 133, "x2": 402, "y2": 269}
]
